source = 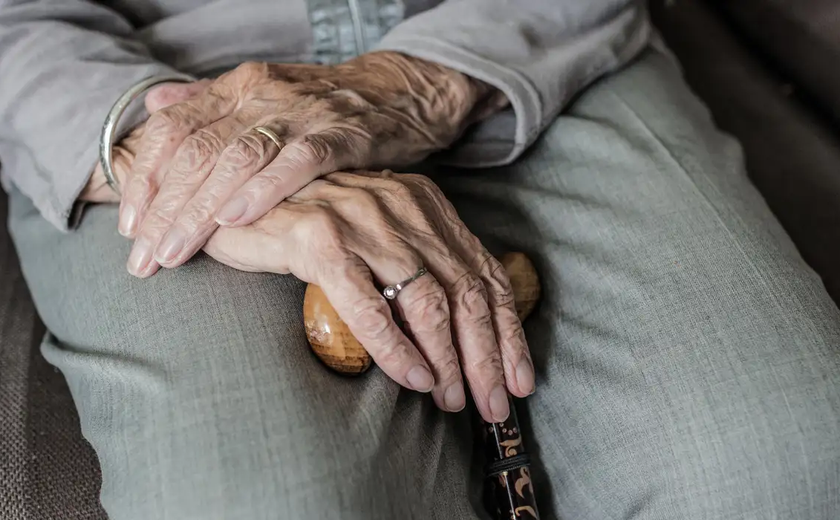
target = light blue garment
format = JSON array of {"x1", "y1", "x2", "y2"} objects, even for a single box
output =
[
  {"x1": 0, "y1": 0, "x2": 650, "y2": 230},
  {"x1": 9, "y1": 47, "x2": 840, "y2": 519}
]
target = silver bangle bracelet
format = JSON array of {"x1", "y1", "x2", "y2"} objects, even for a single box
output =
[{"x1": 98, "y1": 74, "x2": 194, "y2": 195}]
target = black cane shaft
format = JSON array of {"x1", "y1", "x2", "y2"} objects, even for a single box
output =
[
  {"x1": 482, "y1": 396, "x2": 540, "y2": 520},
  {"x1": 302, "y1": 253, "x2": 543, "y2": 518}
]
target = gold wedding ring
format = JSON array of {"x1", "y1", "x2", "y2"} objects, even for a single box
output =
[{"x1": 253, "y1": 126, "x2": 283, "y2": 149}]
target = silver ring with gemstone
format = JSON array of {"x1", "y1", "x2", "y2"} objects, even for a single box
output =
[{"x1": 383, "y1": 267, "x2": 428, "y2": 300}]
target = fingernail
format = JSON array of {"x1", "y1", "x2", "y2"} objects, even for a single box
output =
[
  {"x1": 216, "y1": 197, "x2": 248, "y2": 225},
  {"x1": 406, "y1": 365, "x2": 434, "y2": 392},
  {"x1": 155, "y1": 228, "x2": 185, "y2": 264},
  {"x1": 516, "y1": 357, "x2": 535, "y2": 395},
  {"x1": 127, "y1": 239, "x2": 153, "y2": 276},
  {"x1": 489, "y1": 385, "x2": 510, "y2": 422},
  {"x1": 443, "y1": 382, "x2": 466, "y2": 411},
  {"x1": 119, "y1": 205, "x2": 136, "y2": 237}
]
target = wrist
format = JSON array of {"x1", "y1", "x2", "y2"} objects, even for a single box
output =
[
  {"x1": 80, "y1": 143, "x2": 133, "y2": 204},
  {"x1": 343, "y1": 51, "x2": 506, "y2": 147}
]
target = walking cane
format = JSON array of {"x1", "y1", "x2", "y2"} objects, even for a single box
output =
[
  {"x1": 303, "y1": 252, "x2": 541, "y2": 519},
  {"x1": 99, "y1": 82, "x2": 541, "y2": 518}
]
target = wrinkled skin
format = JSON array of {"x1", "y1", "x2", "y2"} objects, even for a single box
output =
[
  {"x1": 80, "y1": 57, "x2": 531, "y2": 422},
  {"x1": 113, "y1": 52, "x2": 505, "y2": 279},
  {"x1": 82, "y1": 79, "x2": 211, "y2": 203},
  {"x1": 86, "y1": 152, "x2": 534, "y2": 422},
  {"x1": 203, "y1": 170, "x2": 535, "y2": 423}
]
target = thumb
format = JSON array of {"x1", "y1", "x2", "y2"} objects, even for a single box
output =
[
  {"x1": 144, "y1": 79, "x2": 212, "y2": 113},
  {"x1": 203, "y1": 225, "x2": 270, "y2": 273}
]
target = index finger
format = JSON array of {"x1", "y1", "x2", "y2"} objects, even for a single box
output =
[
  {"x1": 318, "y1": 264, "x2": 436, "y2": 393},
  {"x1": 119, "y1": 84, "x2": 238, "y2": 237}
]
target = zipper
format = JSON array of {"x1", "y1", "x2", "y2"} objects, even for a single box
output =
[{"x1": 346, "y1": 0, "x2": 367, "y2": 54}]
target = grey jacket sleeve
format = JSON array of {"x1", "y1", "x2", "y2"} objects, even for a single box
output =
[
  {"x1": 376, "y1": 0, "x2": 651, "y2": 167},
  {"x1": 0, "y1": 1, "x2": 182, "y2": 231}
]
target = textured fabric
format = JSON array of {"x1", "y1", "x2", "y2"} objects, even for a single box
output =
[
  {"x1": 711, "y1": 0, "x2": 840, "y2": 127},
  {"x1": 8, "y1": 46, "x2": 840, "y2": 519},
  {"x1": 650, "y1": 0, "x2": 840, "y2": 315},
  {"x1": 308, "y1": 0, "x2": 405, "y2": 63},
  {"x1": 0, "y1": 0, "x2": 649, "y2": 231},
  {"x1": 5, "y1": 4, "x2": 840, "y2": 518},
  {"x1": 0, "y1": 191, "x2": 106, "y2": 520},
  {"x1": 376, "y1": 0, "x2": 651, "y2": 168}
]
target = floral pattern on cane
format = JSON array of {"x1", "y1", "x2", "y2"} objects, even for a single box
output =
[
  {"x1": 515, "y1": 467, "x2": 532, "y2": 498},
  {"x1": 500, "y1": 435, "x2": 522, "y2": 458}
]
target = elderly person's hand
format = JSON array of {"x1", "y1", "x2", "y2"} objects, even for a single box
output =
[
  {"x1": 80, "y1": 80, "x2": 211, "y2": 203},
  {"x1": 201, "y1": 170, "x2": 534, "y2": 423},
  {"x1": 119, "y1": 52, "x2": 505, "y2": 278}
]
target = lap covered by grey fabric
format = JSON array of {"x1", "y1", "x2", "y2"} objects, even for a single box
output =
[
  {"x1": 8, "y1": 46, "x2": 840, "y2": 519},
  {"x1": 0, "y1": 192, "x2": 107, "y2": 519},
  {"x1": 651, "y1": 0, "x2": 840, "y2": 305}
]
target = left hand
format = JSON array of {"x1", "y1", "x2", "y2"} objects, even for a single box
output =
[
  {"x1": 202, "y1": 169, "x2": 535, "y2": 423},
  {"x1": 120, "y1": 52, "x2": 504, "y2": 278}
]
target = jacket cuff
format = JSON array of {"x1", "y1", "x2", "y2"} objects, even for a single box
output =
[
  {"x1": 61, "y1": 97, "x2": 150, "y2": 231},
  {"x1": 62, "y1": 70, "x2": 202, "y2": 232},
  {"x1": 375, "y1": 36, "x2": 543, "y2": 168}
]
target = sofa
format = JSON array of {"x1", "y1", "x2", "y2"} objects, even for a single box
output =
[{"x1": 2, "y1": 0, "x2": 839, "y2": 517}]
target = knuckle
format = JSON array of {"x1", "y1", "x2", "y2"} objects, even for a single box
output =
[
  {"x1": 379, "y1": 178, "x2": 413, "y2": 201},
  {"x1": 311, "y1": 96, "x2": 340, "y2": 113},
  {"x1": 469, "y1": 350, "x2": 504, "y2": 376},
  {"x1": 372, "y1": 178, "x2": 425, "y2": 216},
  {"x1": 300, "y1": 209, "x2": 342, "y2": 246},
  {"x1": 192, "y1": 128, "x2": 227, "y2": 153},
  {"x1": 281, "y1": 82, "x2": 311, "y2": 98},
  {"x1": 208, "y1": 163, "x2": 241, "y2": 186},
  {"x1": 428, "y1": 354, "x2": 461, "y2": 381},
  {"x1": 482, "y1": 256, "x2": 515, "y2": 307},
  {"x1": 224, "y1": 134, "x2": 265, "y2": 168},
  {"x1": 377, "y1": 341, "x2": 412, "y2": 368},
  {"x1": 327, "y1": 127, "x2": 371, "y2": 162},
  {"x1": 350, "y1": 296, "x2": 393, "y2": 340},
  {"x1": 146, "y1": 207, "x2": 176, "y2": 230},
  {"x1": 127, "y1": 171, "x2": 155, "y2": 194},
  {"x1": 232, "y1": 61, "x2": 269, "y2": 81},
  {"x1": 175, "y1": 132, "x2": 220, "y2": 172},
  {"x1": 143, "y1": 85, "x2": 170, "y2": 109},
  {"x1": 453, "y1": 273, "x2": 490, "y2": 317},
  {"x1": 180, "y1": 198, "x2": 220, "y2": 229},
  {"x1": 256, "y1": 172, "x2": 287, "y2": 194},
  {"x1": 410, "y1": 288, "x2": 450, "y2": 333},
  {"x1": 204, "y1": 81, "x2": 236, "y2": 103},
  {"x1": 308, "y1": 209, "x2": 337, "y2": 233},
  {"x1": 329, "y1": 89, "x2": 375, "y2": 109},
  {"x1": 204, "y1": 181, "x2": 233, "y2": 205},
  {"x1": 498, "y1": 316, "x2": 527, "y2": 350},
  {"x1": 145, "y1": 109, "x2": 182, "y2": 135},
  {"x1": 341, "y1": 186, "x2": 379, "y2": 212},
  {"x1": 296, "y1": 136, "x2": 331, "y2": 165}
]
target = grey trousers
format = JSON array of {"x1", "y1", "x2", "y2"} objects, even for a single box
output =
[{"x1": 9, "y1": 47, "x2": 840, "y2": 519}]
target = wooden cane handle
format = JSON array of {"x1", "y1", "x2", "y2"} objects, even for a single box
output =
[{"x1": 303, "y1": 252, "x2": 540, "y2": 375}]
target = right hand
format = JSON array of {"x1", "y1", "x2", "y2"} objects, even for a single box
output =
[
  {"x1": 80, "y1": 81, "x2": 211, "y2": 203},
  {"x1": 117, "y1": 54, "x2": 503, "y2": 279},
  {"x1": 203, "y1": 170, "x2": 535, "y2": 423}
]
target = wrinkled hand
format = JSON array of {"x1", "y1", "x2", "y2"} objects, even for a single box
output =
[
  {"x1": 119, "y1": 52, "x2": 505, "y2": 278},
  {"x1": 80, "y1": 81, "x2": 210, "y2": 203},
  {"x1": 203, "y1": 170, "x2": 534, "y2": 423},
  {"x1": 80, "y1": 124, "x2": 145, "y2": 203}
]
